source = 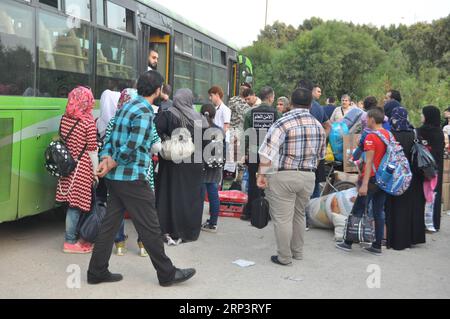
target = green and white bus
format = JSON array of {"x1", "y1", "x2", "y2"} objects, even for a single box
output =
[{"x1": 0, "y1": 0, "x2": 253, "y2": 223}]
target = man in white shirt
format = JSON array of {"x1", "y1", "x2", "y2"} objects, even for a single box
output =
[{"x1": 208, "y1": 86, "x2": 231, "y2": 134}]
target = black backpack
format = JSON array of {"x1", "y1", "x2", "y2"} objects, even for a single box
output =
[
  {"x1": 45, "y1": 117, "x2": 87, "y2": 177},
  {"x1": 251, "y1": 193, "x2": 270, "y2": 229}
]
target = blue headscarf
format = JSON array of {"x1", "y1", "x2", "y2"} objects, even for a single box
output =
[{"x1": 390, "y1": 107, "x2": 414, "y2": 132}]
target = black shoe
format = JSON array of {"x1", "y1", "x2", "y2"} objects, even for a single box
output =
[
  {"x1": 240, "y1": 214, "x2": 251, "y2": 221},
  {"x1": 87, "y1": 272, "x2": 123, "y2": 285},
  {"x1": 160, "y1": 268, "x2": 196, "y2": 287},
  {"x1": 270, "y1": 256, "x2": 292, "y2": 266},
  {"x1": 336, "y1": 242, "x2": 352, "y2": 252},
  {"x1": 364, "y1": 246, "x2": 382, "y2": 256}
]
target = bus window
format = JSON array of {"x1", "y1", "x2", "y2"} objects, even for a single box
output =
[
  {"x1": 37, "y1": 11, "x2": 91, "y2": 97},
  {"x1": 212, "y1": 66, "x2": 228, "y2": 101},
  {"x1": 194, "y1": 61, "x2": 211, "y2": 104},
  {"x1": 65, "y1": 0, "x2": 91, "y2": 22},
  {"x1": 183, "y1": 34, "x2": 193, "y2": 56},
  {"x1": 174, "y1": 31, "x2": 183, "y2": 52},
  {"x1": 174, "y1": 55, "x2": 192, "y2": 93},
  {"x1": 96, "y1": 0, "x2": 105, "y2": 25},
  {"x1": 0, "y1": 1, "x2": 34, "y2": 96},
  {"x1": 39, "y1": 0, "x2": 62, "y2": 10},
  {"x1": 202, "y1": 43, "x2": 211, "y2": 62},
  {"x1": 95, "y1": 29, "x2": 137, "y2": 97},
  {"x1": 194, "y1": 40, "x2": 202, "y2": 59},
  {"x1": 106, "y1": 1, "x2": 134, "y2": 35}
]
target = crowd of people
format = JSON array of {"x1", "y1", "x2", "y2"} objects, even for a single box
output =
[{"x1": 52, "y1": 66, "x2": 449, "y2": 285}]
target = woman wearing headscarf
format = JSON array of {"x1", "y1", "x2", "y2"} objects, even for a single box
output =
[
  {"x1": 97, "y1": 89, "x2": 121, "y2": 139},
  {"x1": 102, "y1": 88, "x2": 161, "y2": 257},
  {"x1": 385, "y1": 107, "x2": 426, "y2": 250},
  {"x1": 56, "y1": 86, "x2": 98, "y2": 254},
  {"x1": 95, "y1": 90, "x2": 120, "y2": 204},
  {"x1": 156, "y1": 89, "x2": 209, "y2": 245},
  {"x1": 417, "y1": 106, "x2": 445, "y2": 231}
]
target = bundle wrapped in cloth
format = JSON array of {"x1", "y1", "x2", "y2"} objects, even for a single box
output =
[{"x1": 306, "y1": 188, "x2": 358, "y2": 239}]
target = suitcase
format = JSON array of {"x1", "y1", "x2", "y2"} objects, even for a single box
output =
[{"x1": 218, "y1": 190, "x2": 248, "y2": 218}]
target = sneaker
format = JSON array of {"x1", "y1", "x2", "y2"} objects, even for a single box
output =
[
  {"x1": 63, "y1": 242, "x2": 91, "y2": 254},
  {"x1": 240, "y1": 215, "x2": 251, "y2": 221},
  {"x1": 115, "y1": 241, "x2": 127, "y2": 256},
  {"x1": 201, "y1": 222, "x2": 218, "y2": 233},
  {"x1": 80, "y1": 242, "x2": 94, "y2": 252},
  {"x1": 336, "y1": 242, "x2": 352, "y2": 252},
  {"x1": 165, "y1": 234, "x2": 178, "y2": 246},
  {"x1": 364, "y1": 246, "x2": 382, "y2": 256},
  {"x1": 138, "y1": 242, "x2": 148, "y2": 257}
]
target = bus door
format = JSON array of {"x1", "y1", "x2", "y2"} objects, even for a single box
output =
[
  {"x1": 150, "y1": 33, "x2": 170, "y2": 83},
  {"x1": 0, "y1": 111, "x2": 21, "y2": 222}
]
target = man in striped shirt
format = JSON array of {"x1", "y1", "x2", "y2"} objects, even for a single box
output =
[
  {"x1": 88, "y1": 71, "x2": 196, "y2": 287},
  {"x1": 257, "y1": 88, "x2": 327, "y2": 266}
]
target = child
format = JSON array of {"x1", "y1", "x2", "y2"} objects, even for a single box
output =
[
  {"x1": 200, "y1": 104, "x2": 225, "y2": 233},
  {"x1": 336, "y1": 108, "x2": 389, "y2": 255}
]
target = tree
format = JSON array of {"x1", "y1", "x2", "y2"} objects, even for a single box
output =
[
  {"x1": 256, "y1": 21, "x2": 299, "y2": 49},
  {"x1": 241, "y1": 16, "x2": 449, "y2": 119}
]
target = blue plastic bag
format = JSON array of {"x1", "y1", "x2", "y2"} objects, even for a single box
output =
[{"x1": 329, "y1": 122, "x2": 349, "y2": 161}]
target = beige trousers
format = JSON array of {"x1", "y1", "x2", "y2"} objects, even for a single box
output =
[{"x1": 266, "y1": 171, "x2": 315, "y2": 264}]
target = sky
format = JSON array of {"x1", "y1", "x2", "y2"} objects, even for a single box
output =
[{"x1": 152, "y1": 0, "x2": 450, "y2": 48}]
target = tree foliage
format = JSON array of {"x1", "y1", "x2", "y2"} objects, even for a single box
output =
[{"x1": 242, "y1": 15, "x2": 450, "y2": 125}]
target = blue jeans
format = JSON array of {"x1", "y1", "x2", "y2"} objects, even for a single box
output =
[
  {"x1": 114, "y1": 216, "x2": 142, "y2": 243},
  {"x1": 115, "y1": 219, "x2": 127, "y2": 243},
  {"x1": 311, "y1": 181, "x2": 321, "y2": 199},
  {"x1": 345, "y1": 180, "x2": 386, "y2": 249},
  {"x1": 66, "y1": 207, "x2": 81, "y2": 244},
  {"x1": 202, "y1": 183, "x2": 220, "y2": 226}
]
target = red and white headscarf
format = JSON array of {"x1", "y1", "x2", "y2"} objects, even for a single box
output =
[{"x1": 65, "y1": 86, "x2": 95, "y2": 121}]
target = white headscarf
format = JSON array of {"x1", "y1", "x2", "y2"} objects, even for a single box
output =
[{"x1": 97, "y1": 90, "x2": 120, "y2": 138}]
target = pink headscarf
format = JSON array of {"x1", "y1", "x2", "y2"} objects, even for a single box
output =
[
  {"x1": 117, "y1": 88, "x2": 138, "y2": 110},
  {"x1": 65, "y1": 86, "x2": 95, "y2": 121}
]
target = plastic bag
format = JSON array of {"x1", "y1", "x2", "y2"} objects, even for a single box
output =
[
  {"x1": 325, "y1": 143, "x2": 335, "y2": 162},
  {"x1": 329, "y1": 122, "x2": 349, "y2": 161}
]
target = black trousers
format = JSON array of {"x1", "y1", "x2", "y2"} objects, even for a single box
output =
[
  {"x1": 88, "y1": 180, "x2": 176, "y2": 284},
  {"x1": 244, "y1": 163, "x2": 262, "y2": 217}
]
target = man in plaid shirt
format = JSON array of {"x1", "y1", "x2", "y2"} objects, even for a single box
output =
[
  {"x1": 257, "y1": 88, "x2": 326, "y2": 266},
  {"x1": 88, "y1": 71, "x2": 196, "y2": 287}
]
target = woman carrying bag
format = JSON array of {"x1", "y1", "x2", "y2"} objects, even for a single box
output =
[
  {"x1": 156, "y1": 89, "x2": 209, "y2": 245},
  {"x1": 56, "y1": 86, "x2": 99, "y2": 254},
  {"x1": 417, "y1": 106, "x2": 445, "y2": 232}
]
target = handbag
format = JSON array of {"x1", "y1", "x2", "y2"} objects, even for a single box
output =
[
  {"x1": 78, "y1": 191, "x2": 107, "y2": 243},
  {"x1": 160, "y1": 109, "x2": 195, "y2": 162},
  {"x1": 251, "y1": 192, "x2": 270, "y2": 229},
  {"x1": 411, "y1": 129, "x2": 438, "y2": 180},
  {"x1": 343, "y1": 197, "x2": 375, "y2": 244}
]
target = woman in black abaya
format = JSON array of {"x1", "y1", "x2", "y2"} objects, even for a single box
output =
[
  {"x1": 385, "y1": 107, "x2": 425, "y2": 250},
  {"x1": 417, "y1": 106, "x2": 445, "y2": 231},
  {"x1": 156, "y1": 89, "x2": 208, "y2": 244}
]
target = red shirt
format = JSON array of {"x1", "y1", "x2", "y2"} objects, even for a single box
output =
[{"x1": 362, "y1": 129, "x2": 390, "y2": 178}]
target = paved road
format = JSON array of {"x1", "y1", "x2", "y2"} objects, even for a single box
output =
[{"x1": 0, "y1": 208, "x2": 449, "y2": 299}]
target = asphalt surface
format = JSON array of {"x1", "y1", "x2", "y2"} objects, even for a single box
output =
[{"x1": 0, "y1": 207, "x2": 449, "y2": 299}]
